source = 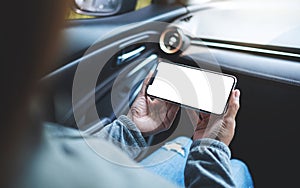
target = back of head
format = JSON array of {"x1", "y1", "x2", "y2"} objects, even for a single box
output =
[{"x1": 1, "y1": 1, "x2": 67, "y2": 187}]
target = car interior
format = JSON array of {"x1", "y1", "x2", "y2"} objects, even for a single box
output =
[{"x1": 39, "y1": 0, "x2": 300, "y2": 187}]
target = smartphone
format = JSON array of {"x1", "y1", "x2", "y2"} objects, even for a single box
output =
[{"x1": 146, "y1": 61, "x2": 237, "y2": 115}]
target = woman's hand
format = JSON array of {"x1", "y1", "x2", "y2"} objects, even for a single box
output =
[
  {"x1": 187, "y1": 89, "x2": 240, "y2": 146},
  {"x1": 127, "y1": 72, "x2": 179, "y2": 137}
]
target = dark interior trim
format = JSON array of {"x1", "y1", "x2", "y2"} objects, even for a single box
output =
[{"x1": 184, "y1": 45, "x2": 300, "y2": 87}]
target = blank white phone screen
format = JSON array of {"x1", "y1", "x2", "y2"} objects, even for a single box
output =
[{"x1": 147, "y1": 62, "x2": 236, "y2": 114}]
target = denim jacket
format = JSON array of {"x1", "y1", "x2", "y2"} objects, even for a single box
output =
[
  {"x1": 20, "y1": 115, "x2": 236, "y2": 188},
  {"x1": 96, "y1": 115, "x2": 236, "y2": 188}
]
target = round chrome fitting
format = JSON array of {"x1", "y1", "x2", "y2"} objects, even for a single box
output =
[{"x1": 159, "y1": 27, "x2": 188, "y2": 54}]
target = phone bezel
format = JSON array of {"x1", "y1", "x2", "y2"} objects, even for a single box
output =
[{"x1": 146, "y1": 60, "x2": 237, "y2": 115}]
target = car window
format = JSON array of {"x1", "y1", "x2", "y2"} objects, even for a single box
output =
[
  {"x1": 67, "y1": 0, "x2": 152, "y2": 19},
  {"x1": 179, "y1": 0, "x2": 300, "y2": 51}
]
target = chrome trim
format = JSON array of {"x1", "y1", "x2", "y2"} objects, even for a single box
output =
[
  {"x1": 127, "y1": 54, "x2": 157, "y2": 77},
  {"x1": 117, "y1": 46, "x2": 146, "y2": 62},
  {"x1": 191, "y1": 40, "x2": 300, "y2": 59},
  {"x1": 159, "y1": 27, "x2": 184, "y2": 54}
]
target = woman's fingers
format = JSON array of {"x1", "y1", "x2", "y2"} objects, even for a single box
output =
[
  {"x1": 166, "y1": 104, "x2": 179, "y2": 121},
  {"x1": 185, "y1": 109, "x2": 200, "y2": 128},
  {"x1": 140, "y1": 71, "x2": 154, "y2": 96}
]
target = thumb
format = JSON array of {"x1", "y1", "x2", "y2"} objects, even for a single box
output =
[{"x1": 224, "y1": 89, "x2": 240, "y2": 119}]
